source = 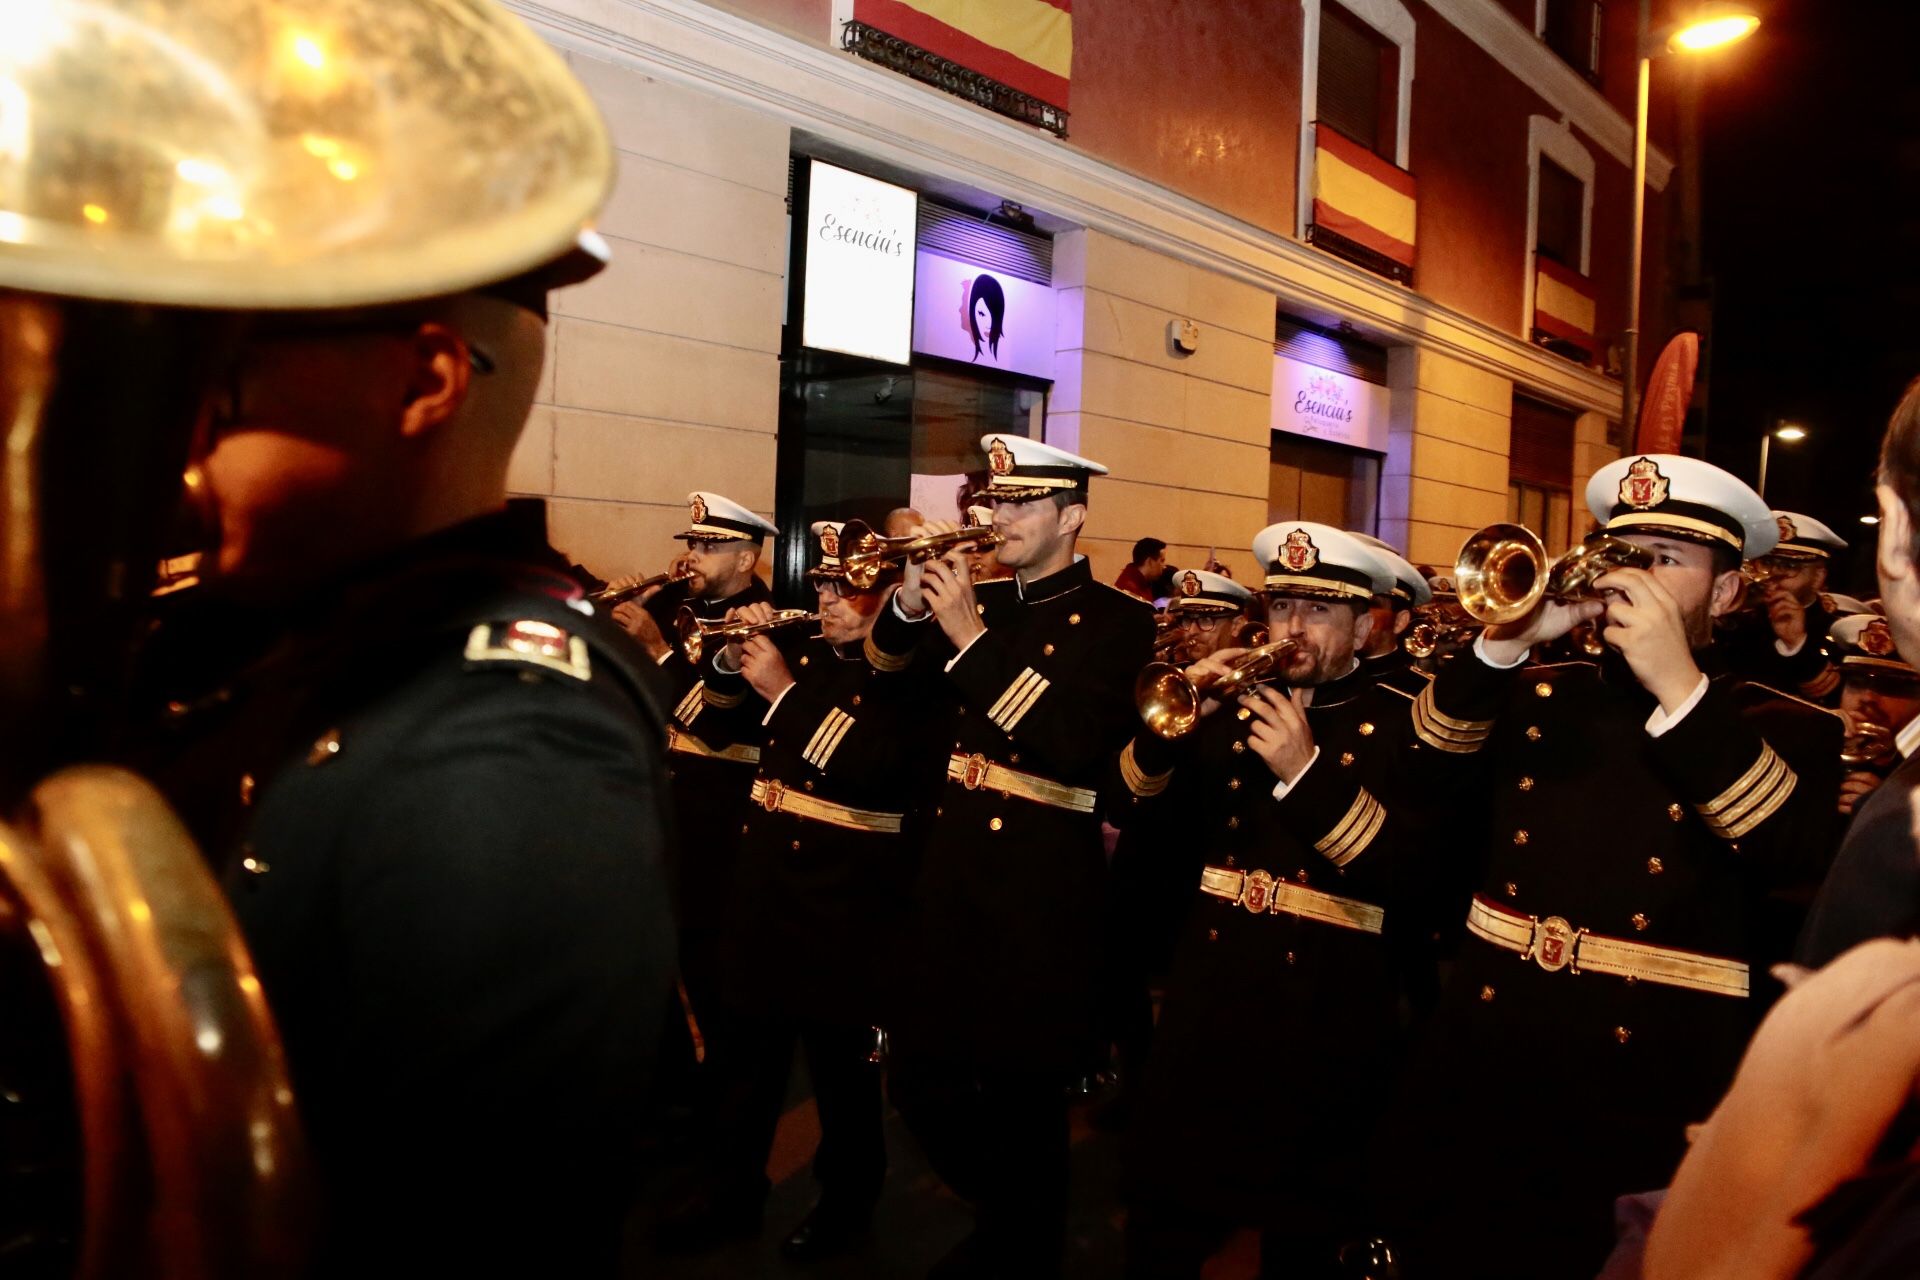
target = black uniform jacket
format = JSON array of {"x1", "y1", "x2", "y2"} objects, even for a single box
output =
[
  {"x1": 692, "y1": 631, "x2": 944, "y2": 1027},
  {"x1": 1380, "y1": 645, "x2": 1843, "y2": 1272},
  {"x1": 1360, "y1": 643, "x2": 1432, "y2": 698},
  {"x1": 868, "y1": 557, "x2": 1154, "y2": 1073},
  {"x1": 132, "y1": 504, "x2": 677, "y2": 1275},
  {"x1": 1798, "y1": 748, "x2": 1920, "y2": 967},
  {"x1": 1117, "y1": 667, "x2": 1424, "y2": 1224},
  {"x1": 1724, "y1": 600, "x2": 1842, "y2": 703}
]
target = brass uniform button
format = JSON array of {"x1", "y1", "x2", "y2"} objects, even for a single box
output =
[
  {"x1": 1227, "y1": 777, "x2": 1242, "y2": 790},
  {"x1": 1009, "y1": 753, "x2": 1020, "y2": 764},
  {"x1": 851, "y1": 694, "x2": 862, "y2": 706},
  {"x1": 1631, "y1": 912, "x2": 1649, "y2": 931},
  {"x1": 1225, "y1": 856, "x2": 1236, "y2": 868},
  {"x1": 1359, "y1": 722, "x2": 1375, "y2": 736},
  {"x1": 1286, "y1": 951, "x2": 1297, "y2": 965},
  {"x1": 1208, "y1": 929, "x2": 1219, "y2": 942},
  {"x1": 989, "y1": 817, "x2": 1003, "y2": 832},
  {"x1": 975, "y1": 604, "x2": 985, "y2": 615},
  {"x1": 791, "y1": 840, "x2": 801, "y2": 851},
  {"x1": 1226, "y1": 816, "x2": 1240, "y2": 830},
  {"x1": 1236, "y1": 707, "x2": 1252, "y2": 722},
  {"x1": 741, "y1": 824, "x2": 749, "y2": 835},
  {"x1": 1647, "y1": 857, "x2": 1664, "y2": 875},
  {"x1": 1043, "y1": 643, "x2": 1055, "y2": 656},
  {"x1": 1667, "y1": 803, "x2": 1684, "y2": 822},
  {"x1": 803, "y1": 780, "x2": 814, "y2": 792},
  {"x1": 935, "y1": 807, "x2": 943, "y2": 817},
  {"x1": 1518, "y1": 776, "x2": 1535, "y2": 791},
  {"x1": 799, "y1": 655, "x2": 809, "y2": 666},
  {"x1": 1505, "y1": 881, "x2": 1519, "y2": 898},
  {"x1": 1296, "y1": 869, "x2": 1310, "y2": 884},
  {"x1": 1534, "y1": 681, "x2": 1553, "y2": 698},
  {"x1": 1232, "y1": 740, "x2": 1246, "y2": 754},
  {"x1": 1525, "y1": 726, "x2": 1542, "y2": 742},
  {"x1": 307, "y1": 729, "x2": 342, "y2": 766},
  {"x1": 1340, "y1": 752, "x2": 1355, "y2": 766},
  {"x1": 1615, "y1": 1026, "x2": 1632, "y2": 1045},
  {"x1": 1513, "y1": 830, "x2": 1529, "y2": 846},
  {"x1": 241, "y1": 854, "x2": 269, "y2": 876},
  {"x1": 1069, "y1": 613, "x2": 1082, "y2": 625},
  {"x1": 1480, "y1": 985, "x2": 1495, "y2": 1002},
  {"x1": 238, "y1": 773, "x2": 256, "y2": 806}
]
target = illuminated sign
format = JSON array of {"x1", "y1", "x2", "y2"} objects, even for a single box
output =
[
  {"x1": 1270, "y1": 352, "x2": 1390, "y2": 453},
  {"x1": 801, "y1": 160, "x2": 917, "y2": 364}
]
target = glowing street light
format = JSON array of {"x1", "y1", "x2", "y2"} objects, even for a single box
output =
[
  {"x1": 1758, "y1": 422, "x2": 1805, "y2": 500},
  {"x1": 1666, "y1": 4, "x2": 1762, "y2": 53}
]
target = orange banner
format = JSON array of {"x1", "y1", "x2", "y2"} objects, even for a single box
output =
[
  {"x1": 1311, "y1": 123, "x2": 1416, "y2": 269},
  {"x1": 1636, "y1": 332, "x2": 1700, "y2": 455}
]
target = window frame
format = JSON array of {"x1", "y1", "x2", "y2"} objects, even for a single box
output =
[
  {"x1": 1523, "y1": 114, "x2": 1595, "y2": 340},
  {"x1": 1296, "y1": 0, "x2": 1417, "y2": 239}
]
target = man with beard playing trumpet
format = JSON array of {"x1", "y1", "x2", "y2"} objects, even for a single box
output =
[
  {"x1": 1116, "y1": 524, "x2": 1424, "y2": 1279},
  {"x1": 1374, "y1": 454, "x2": 1843, "y2": 1279}
]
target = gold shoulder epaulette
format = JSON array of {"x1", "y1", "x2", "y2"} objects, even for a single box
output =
[
  {"x1": 1736, "y1": 679, "x2": 1848, "y2": 723},
  {"x1": 463, "y1": 620, "x2": 591, "y2": 682}
]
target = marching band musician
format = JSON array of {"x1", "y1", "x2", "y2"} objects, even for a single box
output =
[
  {"x1": 1352, "y1": 532, "x2": 1435, "y2": 695},
  {"x1": 867, "y1": 435, "x2": 1153, "y2": 1280},
  {"x1": 1798, "y1": 380, "x2": 1920, "y2": 969},
  {"x1": 1376, "y1": 455, "x2": 1844, "y2": 1279},
  {"x1": 1116, "y1": 525, "x2": 1423, "y2": 1279},
  {"x1": 1724, "y1": 510, "x2": 1850, "y2": 700},
  {"x1": 1099, "y1": 568, "x2": 1257, "y2": 1127},
  {"x1": 1825, "y1": 614, "x2": 1920, "y2": 817},
  {"x1": 662, "y1": 522, "x2": 942, "y2": 1261}
]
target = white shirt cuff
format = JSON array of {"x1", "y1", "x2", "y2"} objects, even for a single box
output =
[
  {"x1": 712, "y1": 648, "x2": 741, "y2": 677},
  {"x1": 945, "y1": 628, "x2": 988, "y2": 673},
  {"x1": 892, "y1": 593, "x2": 931, "y2": 623},
  {"x1": 1269, "y1": 746, "x2": 1322, "y2": 800},
  {"x1": 1774, "y1": 635, "x2": 1807, "y2": 657},
  {"x1": 653, "y1": 649, "x2": 674, "y2": 666},
  {"x1": 761, "y1": 681, "x2": 797, "y2": 725},
  {"x1": 1473, "y1": 630, "x2": 1531, "y2": 670},
  {"x1": 1645, "y1": 674, "x2": 1710, "y2": 738}
]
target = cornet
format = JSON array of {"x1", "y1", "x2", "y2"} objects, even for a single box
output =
[
  {"x1": 587, "y1": 567, "x2": 693, "y2": 608},
  {"x1": 1841, "y1": 721, "x2": 1896, "y2": 770},
  {"x1": 1135, "y1": 639, "x2": 1303, "y2": 740},
  {"x1": 675, "y1": 607, "x2": 821, "y2": 663},
  {"x1": 840, "y1": 521, "x2": 1004, "y2": 590},
  {"x1": 1454, "y1": 524, "x2": 1654, "y2": 627}
]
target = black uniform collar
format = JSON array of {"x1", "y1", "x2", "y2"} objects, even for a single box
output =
[
  {"x1": 1012, "y1": 555, "x2": 1090, "y2": 605},
  {"x1": 1306, "y1": 659, "x2": 1370, "y2": 709},
  {"x1": 1363, "y1": 646, "x2": 1413, "y2": 676}
]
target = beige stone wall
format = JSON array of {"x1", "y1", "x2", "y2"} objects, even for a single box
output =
[
  {"x1": 1570, "y1": 410, "x2": 1619, "y2": 541},
  {"x1": 1049, "y1": 230, "x2": 1273, "y2": 586},
  {"x1": 1381, "y1": 347, "x2": 1515, "y2": 572},
  {"x1": 509, "y1": 52, "x2": 789, "y2": 579}
]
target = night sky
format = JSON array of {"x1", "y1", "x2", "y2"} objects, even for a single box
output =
[{"x1": 1695, "y1": 0, "x2": 1920, "y2": 593}]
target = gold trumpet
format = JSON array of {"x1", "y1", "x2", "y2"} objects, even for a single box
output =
[
  {"x1": 1454, "y1": 524, "x2": 1654, "y2": 626},
  {"x1": 1135, "y1": 638, "x2": 1303, "y2": 740},
  {"x1": 841, "y1": 521, "x2": 1005, "y2": 591},
  {"x1": 1841, "y1": 721, "x2": 1895, "y2": 770},
  {"x1": 1403, "y1": 620, "x2": 1478, "y2": 660},
  {"x1": 675, "y1": 607, "x2": 821, "y2": 663},
  {"x1": 587, "y1": 567, "x2": 692, "y2": 608}
]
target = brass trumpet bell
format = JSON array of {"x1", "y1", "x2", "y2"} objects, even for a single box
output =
[
  {"x1": 1135, "y1": 639, "x2": 1302, "y2": 740},
  {"x1": 1454, "y1": 524, "x2": 1654, "y2": 626}
]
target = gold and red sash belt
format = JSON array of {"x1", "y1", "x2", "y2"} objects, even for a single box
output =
[
  {"x1": 667, "y1": 725, "x2": 761, "y2": 766},
  {"x1": 945, "y1": 752, "x2": 1098, "y2": 815},
  {"x1": 1466, "y1": 894, "x2": 1749, "y2": 999},
  {"x1": 1198, "y1": 865, "x2": 1385, "y2": 936},
  {"x1": 748, "y1": 778, "x2": 903, "y2": 834}
]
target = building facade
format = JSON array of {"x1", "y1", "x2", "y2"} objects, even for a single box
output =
[{"x1": 504, "y1": 0, "x2": 1680, "y2": 588}]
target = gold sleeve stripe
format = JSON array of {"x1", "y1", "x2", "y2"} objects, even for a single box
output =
[
  {"x1": 1700, "y1": 749, "x2": 1797, "y2": 840},
  {"x1": 988, "y1": 668, "x2": 1044, "y2": 723},
  {"x1": 1119, "y1": 740, "x2": 1174, "y2": 798},
  {"x1": 802, "y1": 708, "x2": 847, "y2": 768},
  {"x1": 1698, "y1": 743, "x2": 1780, "y2": 819},
  {"x1": 1800, "y1": 666, "x2": 1839, "y2": 698},
  {"x1": 1316, "y1": 788, "x2": 1385, "y2": 867},
  {"x1": 807, "y1": 709, "x2": 858, "y2": 772},
  {"x1": 702, "y1": 685, "x2": 746, "y2": 709},
  {"x1": 673, "y1": 682, "x2": 705, "y2": 723},
  {"x1": 864, "y1": 634, "x2": 912, "y2": 672},
  {"x1": 1719, "y1": 765, "x2": 1795, "y2": 839},
  {"x1": 996, "y1": 674, "x2": 1052, "y2": 732},
  {"x1": 1412, "y1": 685, "x2": 1490, "y2": 753}
]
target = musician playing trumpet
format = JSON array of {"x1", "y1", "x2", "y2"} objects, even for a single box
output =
[
  {"x1": 1723, "y1": 510, "x2": 1851, "y2": 701},
  {"x1": 1375, "y1": 455, "x2": 1844, "y2": 1280},
  {"x1": 1114, "y1": 523, "x2": 1429, "y2": 1280}
]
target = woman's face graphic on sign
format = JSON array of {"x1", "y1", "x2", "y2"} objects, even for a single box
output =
[{"x1": 959, "y1": 273, "x2": 1007, "y2": 362}]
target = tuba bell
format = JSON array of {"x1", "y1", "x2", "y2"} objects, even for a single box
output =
[{"x1": 1135, "y1": 638, "x2": 1303, "y2": 740}]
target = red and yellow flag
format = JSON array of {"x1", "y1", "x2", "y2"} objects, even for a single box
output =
[
  {"x1": 1533, "y1": 255, "x2": 1596, "y2": 352},
  {"x1": 854, "y1": 0, "x2": 1072, "y2": 108},
  {"x1": 1311, "y1": 123, "x2": 1416, "y2": 270}
]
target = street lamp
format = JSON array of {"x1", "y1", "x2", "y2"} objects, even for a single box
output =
[
  {"x1": 1757, "y1": 421, "x2": 1805, "y2": 500},
  {"x1": 1623, "y1": 2, "x2": 1760, "y2": 442}
]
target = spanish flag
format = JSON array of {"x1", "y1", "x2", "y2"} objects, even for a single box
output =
[
  {"x1": 855, "y1": 0, "x2": 1072, "y2": 109},
  {"x1": 1311, "y1": 123, "x2": 1416, "y2": 271},
  {"x1": 1533, "y1": 255, "x2": 1596, "y2": 353}
]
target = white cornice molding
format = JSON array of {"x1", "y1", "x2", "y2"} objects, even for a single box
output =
[
  {"x1": 507, "y1": 0, "x2": 1626, "y2": 416},
  {"x1": 1427, "y1": 0, "x2": 1673, "y2": 191}
]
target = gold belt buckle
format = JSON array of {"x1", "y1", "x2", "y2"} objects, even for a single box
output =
[
  {"x1": 959, "y1": 753, "x2": 991, "y2": 790},
  {"x1": 761, "y1": 779, "x2": 786, "y2": 813},
  {"x1": 1241, "y1": 869, "x2": 1274, "y2": 914},
  {"x1": 1531, "y1": 915, "x2": 1579, "y2": 973}
]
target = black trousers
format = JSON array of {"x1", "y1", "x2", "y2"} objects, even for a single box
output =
[
  {"x1": 1123, "y1": 1200, "x2": 1347, "y2": 1280},
  {"x1": 888, "y1": 1047, "x2": 1069, "y2": 1277},
  {"x1": 713, "y1": 1013, "x2": 886, "y2": 1207}
]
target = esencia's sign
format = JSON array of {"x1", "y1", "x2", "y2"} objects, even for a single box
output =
[
  {"x1": 802, "y1": 159, "x2": 917, "y2": 364},
  {"x1": 1270, "y1": 352, "x2": 1389, "y2": 453}
]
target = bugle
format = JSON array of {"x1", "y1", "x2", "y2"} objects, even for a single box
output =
[
  {"x1": 675, "y1": 607, "x2": 820, "y2": 663},
  {"x1": 1454, "y1": 524, "x2": 1654, "y2": 627},
  {"x1": 587, "y1": 567, "x2": 692, "y2": 608},
  {"x1": 840, "y1": 521, "x2": 1004, "y2": 590},
  {"x1": 1135, "y1": 638, "x2": 1303, "y2": 740}
]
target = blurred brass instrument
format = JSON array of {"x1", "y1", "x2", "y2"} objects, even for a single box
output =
[
  {"x1": 841, "y1": 522, "x2": 1004, "y2": 591},
  {"x1": 676, "y1": 608, "x2": 821, "y2": 663},
  {"x1": 1455, "y1": 524, "x2": 1655, "y2": 626},
  {"x1": 1151, "y1": 630, "x2": 1191, "y2": 664},
  {"x1": 1403, "y1": 619, "x2": 1477, "y2": 659},
  {"x1": 587, "y1": 567, "x2": 692, "y2": 608},
  {"x1": 1135, "y1": 639, "x2": 1303, "y2": 740},
  {"x1": 1841, "y1": 721, "x2": 1896, "y2": 770}
]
